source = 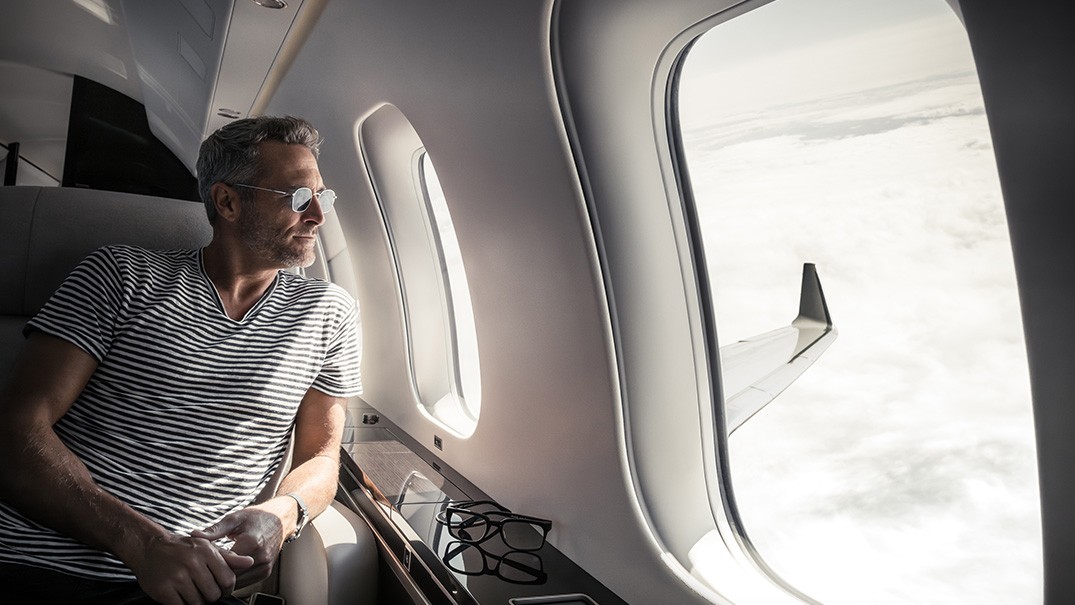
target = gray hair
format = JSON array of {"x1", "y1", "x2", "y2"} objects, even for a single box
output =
[{"x1": 196, "y1": 115, "x2": 322, "y2": 223}]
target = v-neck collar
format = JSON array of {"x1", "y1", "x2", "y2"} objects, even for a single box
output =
[{"x1": 197, "y1": 248, "x2": 281, "y2": 324}]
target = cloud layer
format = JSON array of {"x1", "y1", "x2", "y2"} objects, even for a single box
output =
[{"x1": 682, "y1": 68, "x2": 1041, "y2": 605}]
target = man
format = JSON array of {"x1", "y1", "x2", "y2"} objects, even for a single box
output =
[{"x1": 0, "y1": 115, "x2": 362, "y2": 604}]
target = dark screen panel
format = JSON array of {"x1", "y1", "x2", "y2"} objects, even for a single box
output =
[{"x1": 62, "y1": 76, "x2": 198, "y2": 201}]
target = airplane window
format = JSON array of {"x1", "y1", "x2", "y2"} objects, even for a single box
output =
[
  {"x1": 417, "y1": 152, "x2": 482, "y2": 434},
  {"x1": 358, "y1": 104, "x2": 481, "y2": 438},
  {"x1": 676, "y1": 0, "x2": 1042, "y2": 603}
]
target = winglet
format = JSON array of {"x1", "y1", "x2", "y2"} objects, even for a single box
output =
[
  {"x1": 790, "y1": 263, "x2": 833, "y2": 357},
  {"x1": 721, "y1": 263, "x2": 838, "y2": 434},
  {"x1": 792, "y1": 263, "x2": 832, "y2": 330}
]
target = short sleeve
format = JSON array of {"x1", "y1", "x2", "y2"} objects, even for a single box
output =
[
  {"x1": 312, "y1": 297, "x2": 363, "y2": 398},
  {"x1": 24, "y1": 247, "x2": 126, "y2": 362}
]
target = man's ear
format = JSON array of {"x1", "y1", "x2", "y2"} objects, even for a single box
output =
[{"x1": 210, "y1": 182, "x2": 242, "y2": 222}]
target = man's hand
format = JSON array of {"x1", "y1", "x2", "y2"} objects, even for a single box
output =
[
  {"x1": 193, "y1": 503, "x2": 289, "y2": 589},
  {"x1": 127, "y1": 533, "x2": 253, "y2": 605}
]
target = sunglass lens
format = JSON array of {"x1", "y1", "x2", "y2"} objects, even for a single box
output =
[
  {"x1": 319, "y1": 189, "x2": 336, "y2": 214},
  {"x1": 292, "y1": 187, "x2": 314, "y2": 212}
]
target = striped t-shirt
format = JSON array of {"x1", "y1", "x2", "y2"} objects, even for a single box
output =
[{"x1": 0, "y1": 245, "x2": 362, "y2": 580}]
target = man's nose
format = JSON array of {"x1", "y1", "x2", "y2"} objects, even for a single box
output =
[{"x1": 301, "y1": 198, "x2": 326, "y2": 225}]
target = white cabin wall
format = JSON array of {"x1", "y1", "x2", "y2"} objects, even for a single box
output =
[{"x1": 262, "y1": 1, "x2": 713, "y2": 604}]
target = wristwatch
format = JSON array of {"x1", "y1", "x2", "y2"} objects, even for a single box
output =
[{"x1": 283, "y1": 492, "x2": 309, "y2": 544}]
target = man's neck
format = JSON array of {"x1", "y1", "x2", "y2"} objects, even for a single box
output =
[{"x1": 201, "y1": 240, "x2": 280, "y2": 321}]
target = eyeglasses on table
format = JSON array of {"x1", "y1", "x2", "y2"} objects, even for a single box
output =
[{"x1": 436, "y1": 499, "x2": 552, "y2": 552}]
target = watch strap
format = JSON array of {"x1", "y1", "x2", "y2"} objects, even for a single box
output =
[{"x1": 283, "y1": 492, "x2": 309, "y2": 544}]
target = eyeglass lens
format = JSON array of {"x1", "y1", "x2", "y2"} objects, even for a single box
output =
[
  {"x1": 500, "y1": 519, "x2": 546, "y2": 551},
  {"x1": 291, "y1": 187, "x2": 336, "y2": 214},
  {"x1": 446, "y1": 509, "x2": 548, "y2": 551}
]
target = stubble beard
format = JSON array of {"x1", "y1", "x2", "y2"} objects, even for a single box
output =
[{"x1": 237, "y1": 209, "x2": 316, "y2": 269}]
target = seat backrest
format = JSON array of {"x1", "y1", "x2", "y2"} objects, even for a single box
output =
[{"x1": 0, "y1": 185, "x2": 212, "y2": 379}]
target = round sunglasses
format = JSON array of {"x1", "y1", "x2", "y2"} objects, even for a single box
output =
[{"x1": 232, "y1": 183, "x2": 336, "y2": 214}]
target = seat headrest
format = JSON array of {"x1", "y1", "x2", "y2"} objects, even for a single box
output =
[{"x1": 0, "y1": 186, "x2": 212, "y2": 315}]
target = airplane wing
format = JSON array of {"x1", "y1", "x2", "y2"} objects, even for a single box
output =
[{"x1": 720, "y1": 263, "x2": 837, "y2": 435}]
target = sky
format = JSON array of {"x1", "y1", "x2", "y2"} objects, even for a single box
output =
[{"x1": 678, "y1": 1, "x2": 1041, "y2": 603}]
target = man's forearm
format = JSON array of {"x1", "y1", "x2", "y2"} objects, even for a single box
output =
[
  {"x1": 273, "y1": 453, "x2": 340, "y2": 532},
  {"x1": 0, "y1": 421, "x2": 167, "y2": 564}
]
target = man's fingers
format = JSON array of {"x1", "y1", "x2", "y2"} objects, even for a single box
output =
[
  {"x1": 189, "y1": 567, "x2": 226, "y2": 605},
  {"x1": 197, "y1": 544, "x2": 239, "y2": 602},
  {"x1": 221, "y1": 548, "x2": 256, "y2": 570},
  {"x1": 235, "y1": 562, "x2": 274, "y2": 590},
  {"x1": 193, "y1": 515, "x2": 241, "y2": 540},
  {"x1": 176, "y1": 574, "x2": 212, "y2": 605}
]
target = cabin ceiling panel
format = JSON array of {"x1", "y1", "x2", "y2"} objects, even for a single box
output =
[
  {"x1": 1, "y1": 0, "x2": 139, "y2": 178},
  {"x1": 122, "y1": 0, "x2": 318, "y2": 173},
  {"x1": 1, "y1": 0, "x2": 141, "y2": 100}
]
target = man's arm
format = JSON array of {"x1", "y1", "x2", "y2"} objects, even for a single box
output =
[
  {"x1": 0, "y1": 332, "x2": 250, "y2": 604},
  {"x1": 195, "y1": 387, "x2": 347, "y2": 586},
  {"x1": 274, "y1": 387, "x2": 349, "y2": 524}
]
